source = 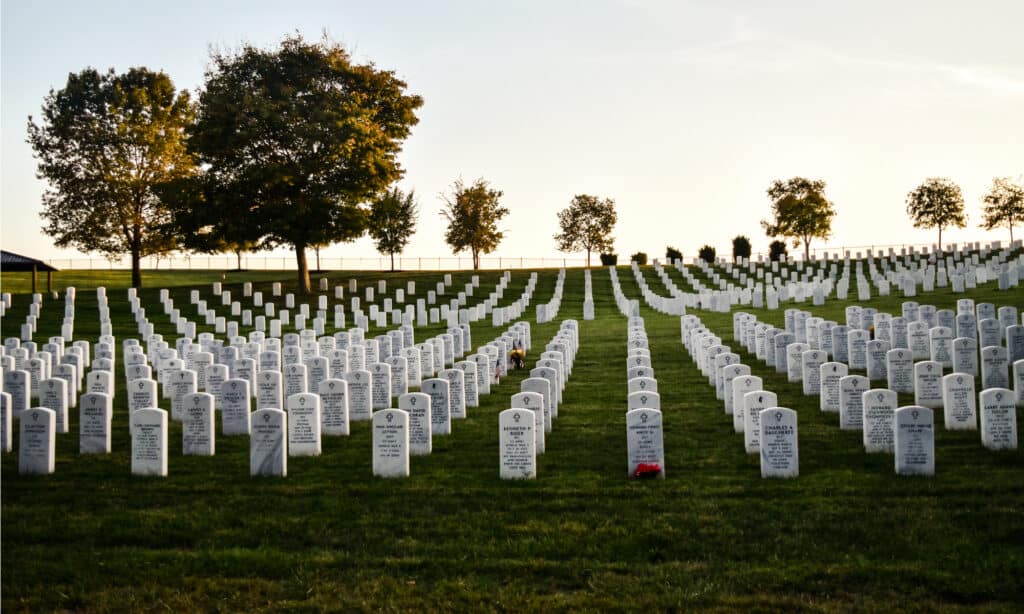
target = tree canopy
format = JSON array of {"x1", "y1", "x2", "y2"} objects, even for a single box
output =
[
  {"x1": 732, "y1": 235, "x2": 752, "y2": 262},
  {"x1": 980, "y1": 176, "x2": 1024, "y2": 244},
  {"x1": 28, "y1": 67, "x2": 195, "y2": 288},
  {"x1": 439, "y1": 178, "x2": 508, "y2": 269},
  {"x1": 761, "y1": 177, "x2": 836, "y2": 261},
  {"x1": 905, "y1": 177, "x2": 966, "y2": 249},
  {"x1": 369, "y1": 187, "x2": 419, "y2": 271},
  {"x1": 553, "y1": 194, "x2": 617, "y2": 267},
  {"x1": 185, "y1": 34, "x2": 423, "y2": 292}
]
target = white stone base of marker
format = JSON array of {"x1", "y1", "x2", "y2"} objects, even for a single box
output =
[
  {"x1": 759, "y1": 407, "x2": 798, "y2": 478},
  {"x1": 372, "y1": 409, "x2": 410, "y2": 478},
  {"x1": 19, "y1": 407, "x2": 55, "y2": 475},
  {"x1": 626, "y1": 408, "x2": 665, "y2": 479},
  {"x1": 251, "y1": 409, "x2": 287, "y2": 477},
  {"x1": 499, "y1": 408, "x2": 536, "y2": 479},
  {"x1": 131, "y1": 408, "x2": 168, "y2": 477},
  {"x1": 941, "y1": 374, "x2": 977, "y2": 430},
  {"x1": 979, "y1": 388, "x2": 1017, "y2": 450},
  {"x1": 79, "y1": 392, "x2": 112, "y2": 454},
  {"x1": 894, "y1": 406, "x2": 934, "y2": 476},
  {"x1": 862, "y1": 389, "x2": 896, "y2": 453},
  {"x1": 287, "y1": 393, "x2": 322, "y2": 457}
]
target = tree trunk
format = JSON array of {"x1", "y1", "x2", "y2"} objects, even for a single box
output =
[
  {"x1": 295, "y1": 244, "x2": 311, "y2": 294},
  {"x1": 586, "y1": 248, "x2": 591, "y2": 268},
  {"x1": 315, "y1": 246, "x2": 321, "y2": 272},
  {"x1": 938, "y1": 226, "x2": 943, "y2": 250},
  {"x1": 390, "y1": 251, "x2": 395, "y2": 272},
  {"x1": 235, "y1": 249, "x2": 242, "y2": 271},
  {"x1": 803, "y1": 237, "x2": 810, "y2": 262},
  {"x1": 131, "y1": 244, "x2": 142, "y2": 289},
  {"x1": 1010, "y1": 224, "x2": 1014, "y2": 244},
  {"x1": 472, "y1": 249, "x2": 480, "y2": 270}
]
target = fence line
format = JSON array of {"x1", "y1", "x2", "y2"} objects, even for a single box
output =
[{"x1": 23, "y1": 240, "x2": 1021, "y2": 272}]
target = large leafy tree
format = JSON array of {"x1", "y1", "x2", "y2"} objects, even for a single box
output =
[
  {"x1": 980, "y1": 176, "x2": 1024, "y2": 243},
  {"x1": 28, "y1": 67, "x2": 195, "y2": 288},
  {"x1": 761, "y1": 177, "x2": 836, "y2": 261},
  {"x1": 369, "y1": 187, "x2": 418, "y2": 271},
  {"x1": 553, "y1": 194, "x2": 617, "y2": 267},
  {"x1": 187, "y1": 34, "x2": 423, "y2": 293},
  {"x1": 905, "y1": 177, "x2": 966, "y2": 249},
  {"x1": 440, "y1": 178, "x2": 508, "y2": 269},
  {"x1": 732, "y1": 235, "x2": 752, "y2": 262}
]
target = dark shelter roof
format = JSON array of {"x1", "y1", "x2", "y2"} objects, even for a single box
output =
[{"x1": 1, "y1": 250, "x2": 58, "y2": 272}]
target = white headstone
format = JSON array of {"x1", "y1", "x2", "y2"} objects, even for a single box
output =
[
  {"x1": 344, "y1": 370, "x2": 373, "y2": 421},
  {"x1": 182, "y1": 392, "x2": 215, "y2": 456},
  {"x1": 421, "y1": 377, "x2": 451, "y2": 435},
  {"x1": 941, "y1": 373, "x2": 977, "y2": 430},
  {"x1": 79, "y1": 392, "x2": 112, "y2": 454},
  {"x1": 626, "y1": 408, "x2": 665, "y2": 479},
  {"x1": 250, "y1": 408, "x2": 287, "y2": 477},
  {"x1": 220, "y1": 378, "x2": 252, "y2": 435},
  {"x1": 894, "y1": 406, "x2": 935, "y2": 476},
  {"x1": 979, "y1": 388, "x2": 1017, "y2": 450},
  {"x1": 19, "y1": 407, "x2": 56, "y2": 475},
  {"x1": 319, "y1": 379, "x2": 349, "y2": 436},
  {"x1": 286, "y1": 392, "x2": 322, "y2": 456},
  {"x1": 131, "y1": 408, "x2": 168, "y2": 477},
  {"x1": 759, "y1": 407, "x2": 798, "y2": 478},
  {"x1": 743, "y1": 390, "x2": 776, "y2": 455},
  {"x1": 499, "y1": 408, "x2": 536, "y2": 479},
  {"x1": 372, "y1": 408, "x2": 410, "y2": 478},
  {"x1": 862, "y1": 389, "x2": 897, "y2": 453}
]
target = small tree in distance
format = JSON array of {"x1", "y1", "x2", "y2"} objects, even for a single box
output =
[
  {"x1": 732, "y1": 235, "x2": 752, "y2": 262},
  {"x1": 980, "y1": 176, "x2": 1024, "y2": 243},
  {"x1": 554, "y1": 194, "x2": 617, "y2": 267},
  {"x1": 905, "y1": 177, "x2": 966, "y2": 250},
  {"x1": 665, "y1": 246, "x2": 682, "y2": 264},
  {"x1": 440, "y1": 178, "x2": 508, "y2": 270},
  {"x1": 698, "y1": 245, "x2": 716, "y2": 263},
  {"x1": 761, "y1": 177, "x2": 836, "y2": 261},
  {"x1": 369, "y1": 187, "x2": 418, "y2": 271},
  {"x1": 769, "y1": 240, "x2": 788, "y2": 262}
]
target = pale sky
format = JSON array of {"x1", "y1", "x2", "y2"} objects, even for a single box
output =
[{"x1": 2, "y1": 0, "x2": 1023, "y2": 266}]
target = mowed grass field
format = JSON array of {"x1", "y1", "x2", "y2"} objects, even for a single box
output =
[{"x1": 2, "y1": 266, "x2": 1023, "y2": 612}]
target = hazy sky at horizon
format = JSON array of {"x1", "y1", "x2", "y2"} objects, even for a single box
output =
[{"x1": 3, "y1": 0, "x2": 1023, "y2": 265}]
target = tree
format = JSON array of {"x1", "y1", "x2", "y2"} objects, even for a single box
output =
[
  {"x1": 440, "y1": 178, "x2": 508, "y2": 269},
  {"x1": 553, "y1": 194, "x2": 617, "y2": 267},
  {"x1": 186, "y1": 34, "x2": 423, "y2": 293},
  {"x1": 980, "y1": 176, "x2": 1024, "y2": 243},
  {"x1": 158, "y1": 176, "x2": 263, "y2": 270},
  {"x1": 905, "y1": 177, "x2": 966, "y2": 250},
  {"x1": 369, "y1": 187, "x2": 418, "y2": 271},
  {"x1": 761, "y1": 177, "x2": 836, "y2": 261},
  {"x1": 665, "y1": 246, "x2": 682, "y2": 263},
  {"x1": 28, "y1": 67, "x2": 195, "y2": 288},
  {"x1": 698, "y1": 245, "x2": 716, "y2": 263},
  {"x1": 769, "y1": 240, "x2": 788, "y2": 262},
  {"x1": 732, "y1": 235, "x2": 752, "y2": 262}
]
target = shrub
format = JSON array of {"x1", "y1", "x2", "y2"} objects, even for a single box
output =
[
  {"x1": 665, "y1": 246, "x2": 682, "y2": 263},
  {"x1": 698, "y1": 245, "x2": 716, "y2": 263},
  {"x1": 732, "y1": 235, "x2": 752, "y2": 261},
  {"x1": 769, "y1": 240, "x2": 788, "y2": 261},
  {"x1": 631, "y1": 251, "x2": 648, "y2": 265},
  {"x1": 599, "y1": 253, "x2": 618, "y2": 266}
]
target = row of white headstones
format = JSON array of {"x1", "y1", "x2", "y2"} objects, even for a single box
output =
[
  {"x1": 499, "y1": 320, "x2": 580, "y2": 479},
  {"x1": 4, "y1": 272, "x2": 550, "y2": 476},
  {"x1": 657, "y1": 242, "x2": 1022, "y2": 313}
]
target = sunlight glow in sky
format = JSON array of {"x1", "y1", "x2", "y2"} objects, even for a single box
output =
[{"x1": 3, "y1": 0, "x2": 1023, "y2": 265}]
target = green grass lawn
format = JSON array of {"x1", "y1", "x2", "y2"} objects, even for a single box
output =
[{"x1": 2, "y1": 267, "x2": 1022, "y2": 611}]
